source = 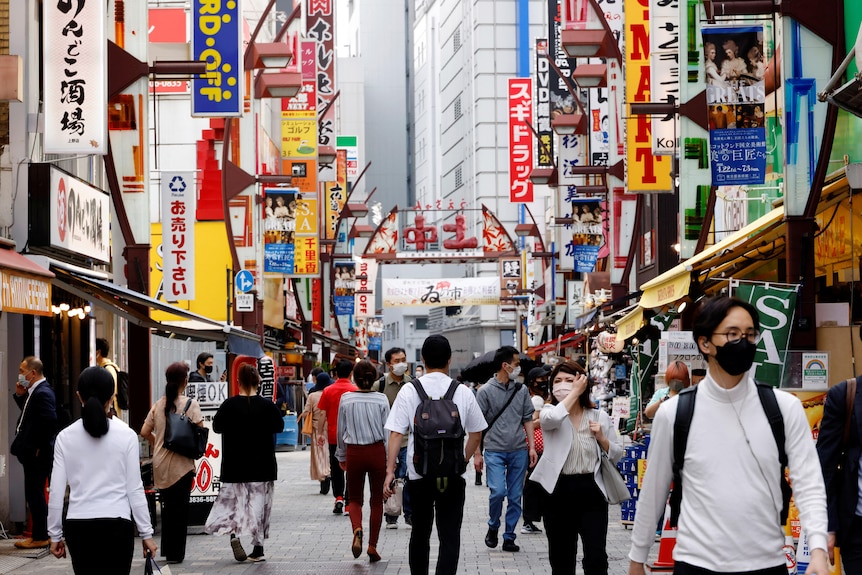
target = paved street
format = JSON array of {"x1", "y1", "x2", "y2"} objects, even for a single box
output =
[{"x1": 1, "y1": 447, "x2": 649, "y2": 575}]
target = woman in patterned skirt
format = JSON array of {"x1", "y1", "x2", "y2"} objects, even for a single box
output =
[{"x1": 205, "y1": 364, "x2": 285, "y2": 562}]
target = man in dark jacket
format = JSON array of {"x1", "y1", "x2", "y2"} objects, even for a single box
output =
[
  {"x1": 817, "y1": 376, "x2": 862, "y2": 574},
  {"x1": 189, "y1": 352, "x2": 214, "y2": 382},
  {"x1": 11, "y1": 356, "x2": 58, "y2": 549}
]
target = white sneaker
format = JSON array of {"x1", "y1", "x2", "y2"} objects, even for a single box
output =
[{"x1": 386, "y1": 522, "x2": 398, "y2": 530}]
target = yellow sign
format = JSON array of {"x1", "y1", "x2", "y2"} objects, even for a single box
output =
[
  {"x1": 624, "y1": 0, "x2": 672, "y2": 192},
  {"x1": 0, "y1": 271, "x2": 51, "y2": 316},
  {"x1": 281, "y1": 118, "x2": 318, "y2": 158},
  {"x1": 639, "y1": 271, "x2": 691, "y2": 310},
  {"x1": 295, "y1": 197, "x2": 318, "y2": 235},
  {"x1": 150, "y1": 222, "x2": 232, "y2": 322},
  {"x1": 293, "y1": 236, "x2": 320, "y2": 276},
  {"x1": 615, "y1": 307, "x2": 644, "y2": 343}
]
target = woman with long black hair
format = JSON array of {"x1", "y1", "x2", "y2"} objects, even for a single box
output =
[
  {"x1": 48, "y1": 366, "x2": 157, "y2": 574},
  {"x1": 141, "y1": 361, "x2": 203, "y2": 564}
]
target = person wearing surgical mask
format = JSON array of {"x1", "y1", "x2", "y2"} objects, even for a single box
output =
[
  {"x1": 529, "y1": 359, "x2": 622, "y2": 575},
  {"x1": 628, "y1": 297, "x2": 829, "y2": 575},
  {"x1": 475, "y1": 346, "x2": 537, "y2": 553},
  {"x1": 189, "y1": 352, "x2": 214, "y2": 384},
  {"x1": 372, "y1": 347, "x2": 414, "y2": 528}
]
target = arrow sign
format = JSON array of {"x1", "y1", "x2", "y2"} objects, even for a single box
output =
[{"x1": 235, "y1": 270, "x2": 254, "y2": 294}]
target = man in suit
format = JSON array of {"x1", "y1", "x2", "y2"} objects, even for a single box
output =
[
  {"x1": 11, "y1": 356, "x2": 58, "y2": 549},
  {"x1": 817, "y1": 376, "x2": 862, "y2": 574}
]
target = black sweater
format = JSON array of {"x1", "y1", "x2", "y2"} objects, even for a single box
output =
[{"x1": 212, "y1": 395, "x2": 285, "y2": 483}]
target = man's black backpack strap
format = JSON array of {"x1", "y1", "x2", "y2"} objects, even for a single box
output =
[
  {"x1": 669, "y1": 386, "x2": 697, "y2": 527},
  {"x1": 755, "y1": 383, "x2": 791, "y2": 525},
  {"x1": 669, "y1": 383, "x2": 790, "y2": 527}
]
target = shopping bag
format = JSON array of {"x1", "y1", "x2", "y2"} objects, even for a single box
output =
[
  {"x1": 145, "y1": 552, "x2": 172, "y2": 575},
  {"x1": 301, "y1": 413, "x2": 314, "y2": 436},
  {"x1": 384, "y1": 479, "x2": 403, "y2": 516}
]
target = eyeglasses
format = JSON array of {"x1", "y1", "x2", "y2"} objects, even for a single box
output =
[{"x1": 712, "y1": 328, "x2": 762, "y2": 344}]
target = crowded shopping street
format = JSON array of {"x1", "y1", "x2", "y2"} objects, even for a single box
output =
[{"x1": 0, "y1": 447, "x2": 641, "y2": 575}]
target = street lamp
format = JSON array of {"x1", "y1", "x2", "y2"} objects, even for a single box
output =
[
  {"x1": 552, "y1": 113, "x2": 588, "y2": 136},
  {"x1": 560, "y1": 0, "x2": 624, "y2": 61},
  {"x1": 253, "y1": 71, "x2": 302, "y2": 98}
]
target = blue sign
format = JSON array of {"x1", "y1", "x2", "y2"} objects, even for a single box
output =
[
  {"x1": 265, "y1": 243, "x2": 295, "y2": 273},
  {"x1": 235, "y1": 270, "x2": 254, "y2": 293},
  {"x1": 709, "y1": 126, "x2": 767, "y2": 185},
  {"x1": 192, "y1": 0, "x2": 242, "y2": 117}
]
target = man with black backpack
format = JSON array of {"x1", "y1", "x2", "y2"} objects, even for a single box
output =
[
  {"x1": 628, "y1": 296, "x2": 829, "y2": 575},
  {"x1": 383, "y1": 335, "x2": 486, "y2": 575}
]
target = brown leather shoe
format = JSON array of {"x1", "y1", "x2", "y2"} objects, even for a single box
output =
[
  {"x1": 15, "y1": 538, "x2": 50, "y2": 549},
  {"x1": 367, "y1": 546, "x2": 381, "y2": 562}
]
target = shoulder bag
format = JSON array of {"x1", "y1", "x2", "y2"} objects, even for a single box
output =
[
  {"x1": 593, "y1": 411, "x2": 630, "y2": 504},
  {"x1": 164, "y1": 398, "x2": 208, "y2": 459}
]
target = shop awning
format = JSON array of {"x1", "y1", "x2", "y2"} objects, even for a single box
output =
[
  {"x1": 312, "y1": 330, "x2": 360, "y2": 358},
  {"x1": 639, "y1": 207, "x2": 786, "y2": 309},
  {"x1": 51, "y1": 266, "x2": 263, "y2": 352},
  {"x1": 529, "y1": 332, "x2": 585, "y2": 356},
  {"x1": 614, "y1": 306, "x2": 644, "y2": 343},
  {"x1": 0, "y1": 248, "x2": 54, "y2": 278}
]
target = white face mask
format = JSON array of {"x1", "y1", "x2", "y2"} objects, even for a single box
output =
[
  {"x1": 507, "y1": 365, "x2": 521, "y2": 379},
  {"x1": 391, "y1": 362, "x2": 409, "y2": 376},
  {"x1": 17, "y1": 374, "x2": 28, "y2": 386},
  {"x1": 553, "y1": 381, "x2": 573, "y2": 402}
]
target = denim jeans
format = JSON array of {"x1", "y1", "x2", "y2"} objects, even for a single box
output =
[{"x1": 484, "y1": 449, "x2": 529, "y2": 541}]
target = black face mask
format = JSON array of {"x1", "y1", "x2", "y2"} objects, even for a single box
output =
[
  {"x1": 714, "y1": 337, "x2": 757, "y2": 376},
  {"x1": 204, "y1": 365, "x2": 213, "y2": 374}
]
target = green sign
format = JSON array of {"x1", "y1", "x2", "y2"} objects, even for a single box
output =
[{"x1": 732, "y1": 282, "x2": 798, "y2": 386}]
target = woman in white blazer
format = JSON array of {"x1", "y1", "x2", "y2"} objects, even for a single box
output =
[{"x1": 529, "y1": 360, "x2": 623, "y2": 575}]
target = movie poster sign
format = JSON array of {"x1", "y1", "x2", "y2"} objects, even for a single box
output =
[
  {"x1": 264, "y1": 189, "x2": 298, "y2": 273},
  {"x1": 703, "y1": 26, "x2": 767, "y2": 185},
  {"x1": 567, "y1": 199, "x2": 604, "y2": 273}
]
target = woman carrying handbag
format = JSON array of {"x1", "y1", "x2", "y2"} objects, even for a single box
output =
[
  {"x1": 529, "y1": 360, "x2": 623, "y2": 575},
  {"x1": 141, "y1": 362, "x2": 204, "y2": 564}
]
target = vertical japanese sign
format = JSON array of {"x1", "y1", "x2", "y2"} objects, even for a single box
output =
[
  {"x1": 535, "y1": 39, "x2": 554, "y2": 168},
  {"x1": 508, "y1": 78, "x2": 534, "y2": 203},
  {"x1": 625, "y1": 0, "x2": 673, "y2": 192},
  {"x1": 292, "y1": 196, "x2": 320, "y2": 276},
  {"x1": 731, "y1": 281, "x2": 798, "y2": 386},
  {"x1": 649, "y1": 0, "x2": 680, "y2": 155},
  {"x1": 44, "y1": 0, "x2": 107, "y2": 154},
  {"x1": 192, "y1": 0, "x2": 242, "y2": 117},
  {"x1": 161, "y1": 172, "x2": 196, "y2": 300},
  {"x1": 307, "y1": 0, "x2": 337, "y2": 181},
  {"x1": 703, "y1": 26, "x2": 767, "y2": 186},
  {"x1": 323, "y1": 150, "x2": 347, "y2": 239},
  {"x1": 337, "y1": 135, "x2": 360, "y2": 181}
]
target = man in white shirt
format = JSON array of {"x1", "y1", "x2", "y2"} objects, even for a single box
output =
[
  {"x1": 383, "y1": 335, "x2": 486, "y2": 575},
  {"x1": 628, "y1": 296, "x2": 829, "y2": 575}
]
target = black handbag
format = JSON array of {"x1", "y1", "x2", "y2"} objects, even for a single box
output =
[{"x1": 163, "y1": 398, "x2": 208, "y2": 459}]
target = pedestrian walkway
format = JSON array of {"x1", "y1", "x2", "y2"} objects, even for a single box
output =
[{"x1": 5, "y1": 449, "x2": 644, "y2": 574}]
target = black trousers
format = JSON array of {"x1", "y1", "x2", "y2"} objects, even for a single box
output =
[
  {"x1": 674, "y1": 562, "x2": 786, "y2": 575},
  {"x1": 543, "y1": 474, "x2": 608, "y2": 575},
  {"x1": 328, "y1": 443, "x2": 348, "y2": 501},
  {"x1": 21, "y1": 451, "x2": 52, "y2": 541},
  {"x1": 65, "y1": 518, "x2": 134, "y2": 575},
  {"x1": 159, "y1": 471, "x2": 194, "y2": 561},
  {"x1": 841, "y1": 515, "x2": 862, "y2": 575},
  {"x1": 408, "y1": 476, "x2": 466, "y2": 575},
  {"x1": 522, "y1": 458, "x2": 545, "y2": 523}
]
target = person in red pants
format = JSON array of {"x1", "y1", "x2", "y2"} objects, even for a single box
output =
[{"x1": 335, "y1": 360, "x2": 390, "y2": 562}]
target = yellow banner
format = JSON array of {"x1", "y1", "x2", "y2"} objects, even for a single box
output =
[
  {"x1": 615, "y1": 307, "x2": 644, "y2": 343},
  {"x1": 0, "y1": 271, "x2": 51, "y2": 316},
  {"x1": 639, "y1": 272, "x2": 691, "y2": 309},
  {"x1": 150, "y1": 222, "x2": 232, "y2": 321},
  {"x1": 624, "y1": 0, "x2": 673, "y2": 192},
  {"x1": 293, "y1": 236, "x2": 320, "y2": 276}
]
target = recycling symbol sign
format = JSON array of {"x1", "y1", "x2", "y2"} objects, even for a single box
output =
[{"x1": 168, "y1": 176, "x2": 187, "y2": 193}]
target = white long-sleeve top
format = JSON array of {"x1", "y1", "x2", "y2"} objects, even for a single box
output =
[
  {"x1": 629, "y1": 374, "x2": 828, "y2": 571},
  {"x1": 48, "y1": 418, "x2": 154, "y2": 542}
]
